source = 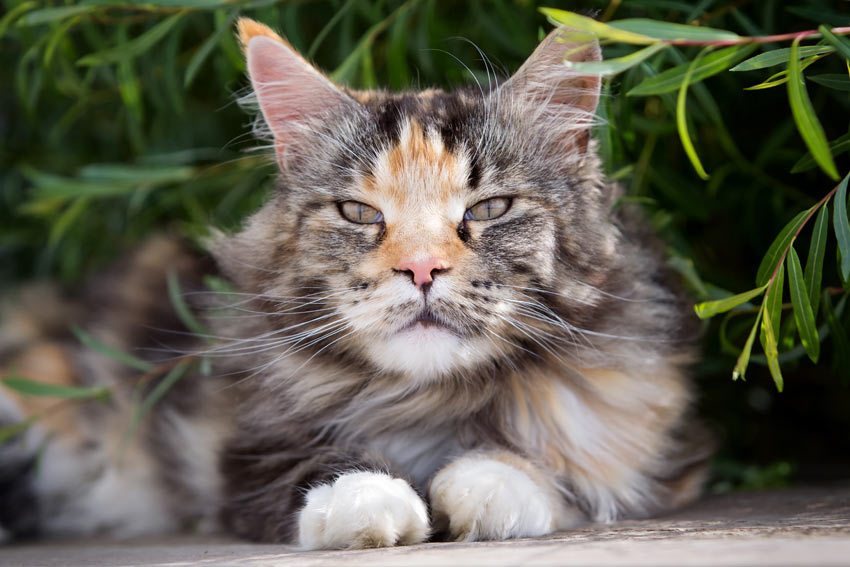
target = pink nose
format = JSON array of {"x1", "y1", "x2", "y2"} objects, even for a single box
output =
[{"x1": 395, "y1": 257, "x2": 449, "y2": 288}]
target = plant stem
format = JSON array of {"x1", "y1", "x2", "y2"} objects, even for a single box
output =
[{"x1": 669, "y1": 26, "x2": 850, "y2": 47}]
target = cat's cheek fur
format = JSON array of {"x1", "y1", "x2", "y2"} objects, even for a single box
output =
[
  {"x1": 297, "y1": 472, "x2": 430, "y2": 550},
  {"x1": 429, "y1": 453, "x2": 581, "y2": 541}
]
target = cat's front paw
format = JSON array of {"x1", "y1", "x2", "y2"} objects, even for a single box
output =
[
  {"x1": 297, "y1": 471, "x2": 430, "y2": 550},
  {"x1": 429, "y1": 455, "x2": 575, "y2": 541}
]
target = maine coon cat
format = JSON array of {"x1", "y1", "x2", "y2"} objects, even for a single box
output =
[{"x1": 0, "y1": 18, "x2": 711, "y2": 548}]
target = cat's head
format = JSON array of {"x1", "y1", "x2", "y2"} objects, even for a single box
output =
[{"x1": 217, "y1": 19, "x2": 621, "y2": 381}]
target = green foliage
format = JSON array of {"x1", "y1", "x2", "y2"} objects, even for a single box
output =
[
  {"x1": 1, "y1": 375, "x2": 110, "y2": 401},
  {"x1": 2, "y1": 0, "x2": 850, "y2": 480}
]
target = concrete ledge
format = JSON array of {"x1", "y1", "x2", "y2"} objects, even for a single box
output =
[{"x1": 5, "y1": 484, "x2": 849, "y2": 566}]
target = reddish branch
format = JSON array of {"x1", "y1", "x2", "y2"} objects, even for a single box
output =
[{"x1": 669, "y1": 26, "x2": 850, "y2": 47}]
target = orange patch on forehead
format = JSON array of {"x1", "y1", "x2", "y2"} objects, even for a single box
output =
[
  {"x1": 356, "y1": 117, "x2": 474, "y2": 276},
  {"x1": 378, "y1": 119, "x2": 463, "y2": 202}
]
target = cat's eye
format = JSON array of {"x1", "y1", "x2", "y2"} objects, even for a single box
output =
[
  {"x1": 339, "y1": 201, "x2": 384, "y2": 224},
  {"x1": 464, "y1": 197, "x2": 512, "y2": 221}
]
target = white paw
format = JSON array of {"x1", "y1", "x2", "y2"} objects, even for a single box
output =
[
  {"x1": 429, "y1": 457, "x2": 569, "y2": 541},
  {"x1": 297, "y1": 471, "x2": 430, "y2": 550}
]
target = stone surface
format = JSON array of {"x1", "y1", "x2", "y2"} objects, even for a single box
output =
[{"x1": 3, "y1": 484, "x2": 849, "y2": 567}]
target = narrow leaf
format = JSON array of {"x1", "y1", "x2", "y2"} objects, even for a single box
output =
[
  {"x1": 805, "y1": 205, "x2": 829, "y2": 316},
  {"x1": 787, "y1": 247, "x2": 820, "y2": 363},
  {"x1": 745, "y1": 53, "x2": 831, "y2": 90},
  {"x1": 71, "y1": 326, "x2": 154, "y2": 372},
  {"x1": 609, "y1": 19, "x2": 739, "y2": 42},
  {"x1": 835, "y1": 173, "x2": 850, "y2": 281},
  {"x1": 0, "y1": 418, "x2": 36, "y2": 445},
  {"x1": 730, "y1": 46, "x2": 834, "y2": 71},
  {"x1": 16, "y1": 5, "x2": 94, "y2": 26},
  {"x1": 760, "y1": 307, "x2": 784, "y2": 392},
  {"x1": 819, "y1": 26, "x2": 850, "y2": 61},
  {"x1": 0, "y1": 1, "x2": 38, "y2": 39},
  {"x1": 628, "y1": 44, "x2": 757, "y2": 96},
  {"x1": 809, "y1": 74, "x2": 850, "y2": 91},
  {"x1": 184, "y1": 10, "x2": 237, "y2": 88},
  {"x1": 756, "y1": 209, "x2": 810, "y2": 286},
  {"x1": 694, "y1": 284, "x2": 768, "y2": 319},
  {"x1": 122, "y1": 359, "x2": 193, "y2": 445},
  {"x1": 78, "y1": 12, "x2": 186, "y2": 66},
  {"x1": 733, "y1": 306, "x2": 763, "y2": 381},
  {"x1": 792, "y1": 132, "x2": 850, "y2": 173},
  {"x1": 2, "y1": 376, "x2": 110, "y2": 401},
  {"x1": 787, "y1": 37, "x2": 839, "y2": 180},
  {"x1": 167, "y1": 271, "x2": 209, "y2": 337},
  {"x1": 764, "y1": 258, "x2": 785, "y2": 342},
  {"x1": 539, "y1": 8, "x2": 657, "y2": 45},
  {"x1": 676, "y1": 47, "x2": 711, "y2": 180},
  {"x1": 564, "y1": 43, "x2": 668, "y2": 75}
]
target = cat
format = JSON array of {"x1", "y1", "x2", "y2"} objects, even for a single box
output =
[{"x1": 0, "y1": 18, "x2": 711, "y2": 549}]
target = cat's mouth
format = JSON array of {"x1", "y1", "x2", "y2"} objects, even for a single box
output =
[{"x1": 401, "y1": 309, "x2": 458, "y2": 335}]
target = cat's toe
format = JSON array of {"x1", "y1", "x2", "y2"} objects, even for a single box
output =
[
  {"x1": 297, "y1": 471, "x2": 430, "y2": 550},
  {"x1": 429, "y1": 456, "x2": 575, "y2": 541}
]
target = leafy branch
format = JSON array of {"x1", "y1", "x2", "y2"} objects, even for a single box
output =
[{"x1": 543, "y1": 8, "x2": 850, "y2": 389}]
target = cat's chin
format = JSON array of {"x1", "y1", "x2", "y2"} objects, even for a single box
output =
[{"x1": 362, "y1": 323, "x2": 491, "y2": 381}]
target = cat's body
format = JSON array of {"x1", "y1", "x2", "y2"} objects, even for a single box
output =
[{"x1": 0, "y1": 20, "x2": 710, "y2": 548}]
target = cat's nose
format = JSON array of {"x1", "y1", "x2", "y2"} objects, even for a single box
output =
[{"x1": 395, "y1": 257, "x2": 450, "y2": 290}]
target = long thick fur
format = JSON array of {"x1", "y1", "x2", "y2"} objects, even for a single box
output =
[{"x1": 0, "y1": 20, "x2": 711, "y2": 547}]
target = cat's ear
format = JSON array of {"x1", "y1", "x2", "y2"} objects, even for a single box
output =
[
  {"x1": 237, "y1": 18, "x2": 357, "y2": 167},
  {"x1": 501, "y1": 27, "x2": 601, "y2": 155}
]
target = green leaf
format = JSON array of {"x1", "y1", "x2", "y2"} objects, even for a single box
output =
[
  {"x1": 2, "y1": 375, "x2": 110, "y2": 401},
  {"x1": 563, "y1": 43, "x2": 668, "y2": 75},
  {"x1": 539, "y1": 8, "x2": 656, "y2": 45},
  {"x1": 787, "y1": 247, "x2": 820, "y2": 363},
  {"x1": 167, "y1": 271, "x2": 209, "y2": 337},
  {"x1": 48, "y1": 197, "x2": 89, "y2": 249},
  {"x1": 763, "y1": 258, "x2": 785, "y2": 342},
  {"x1": 760, "y1": 307, "x2": 784, "y2": 392},
  {"x1": 694, "y1": 284, "x2": 768, "y2": 319},
  {"x1": 609, "y1": 19, "x2": 739, "y2": 42},
  {"x1": 21, "y1": 164, "x2": 195, "y2": 200},
  {"x1": 835, "y1": 173, "x2": 850, "y2": 281},
  {"x1": 0, "y1": 418, "x2": 36, "y2": 445},
  {"x1": 809, "y1": 73, "x2": 850, "y2": 91},
  {"x1": 0, "y1": 1, "x2": 38, "y2": 39},
  {"x1": 819, "y1": 26, "x2": 850, "y2": 61},
  {"x1": 77, "y1": 12, "x2": 186, "y2": 66},
  {"x1": 79, "y1": 164, "x2": 195, "y2": 184},
  {"x1": 787, "y1": 37, "x2": 839, "y2": 181},
  {"x1": 676, "y1": 47, "x2": 711, "y2": 180},
  {"x1": 792, "y1": 132, "x2": 850, "y2": 174},
  {"x1": 730, "y1": 46, "x2": 835, "y2": 71},
  {"x1": 756, "y1": 209, "x2": 810, "y2": 286},
  {"x1": 184, "y1": 10, "x2": 237, "y2": 88},
  {"x1": 805, "y1": 205, "x2": 829, "y2": 317},
  {"x1": 732, "y1": 306, "x2": 763, "y2": 381},
  {"x1": 16, "y1": 5, "x2": 95, "y2": 26},
  {"x1": 122, "y1": 359, "x2": 193, "y2": 446},
  {"x1": 43, "y1": 14, "x2": 82, "y2": 67},
  {"x1": 744, "y1": 53, "x2": 830, "y2": 91},
  {"x1": 71, "y1": 326, "x2": 154, "y2": 372},
  {"x1": 628, "y1": 44, "x2": 757, "y2": 96}
]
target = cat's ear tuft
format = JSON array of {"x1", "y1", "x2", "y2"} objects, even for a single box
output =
[
  {"x1": 501, "y1": 27, "x2": 602, "y2": 154},
  {"x1": 237, "y1": 18, "x2": 357, "y2": 168}
]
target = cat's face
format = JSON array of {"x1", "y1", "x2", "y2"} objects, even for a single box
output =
[{"x1": 220, "y1": 20, "x2": 618, "y2": 380}]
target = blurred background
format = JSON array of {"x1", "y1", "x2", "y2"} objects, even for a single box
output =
[{"x1": 1, "y1": 0, "x2": 849, "y2": 490}]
